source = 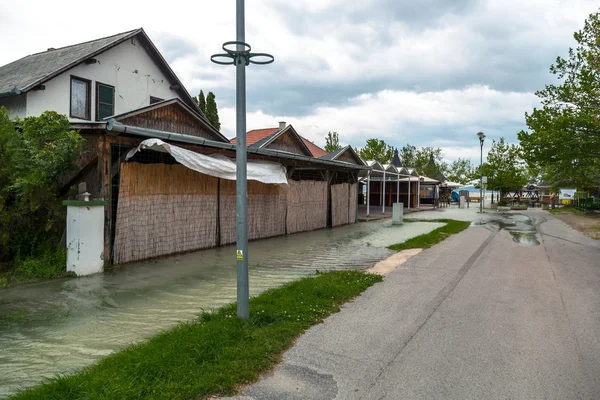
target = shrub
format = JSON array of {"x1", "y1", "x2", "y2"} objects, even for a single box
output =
[{"x1": 0, "y1": 107, "x2": 84, "y2": 274}]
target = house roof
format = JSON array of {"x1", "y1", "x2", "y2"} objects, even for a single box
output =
[
  {"x1": 0, "y1": 28, "x2": 202, "y2": 116},
  {"x1": 231, "y1": 127, "x2": 328, "y2": 158},
  {"x1": 391, "y1": 148, "x2": 404, "y2": 168},
  {"x1": 107, "y1": 97, "x2": 229, "y2": 142},
  {"x1": 320, "y1": 146, "x2": 365, "y2": 166},
  {"x1": 106, "y1": 120, "x2": 369, "y2": 171}
]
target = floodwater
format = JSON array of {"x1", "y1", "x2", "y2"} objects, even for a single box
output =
[
  {"x1": 0, "y1": 219, "x2": 442, "y2": 397},
  {"x1": 477, "y1": 212, "x2": 540, "y2": 246}
]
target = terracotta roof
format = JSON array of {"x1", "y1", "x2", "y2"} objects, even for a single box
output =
[
  {"x1": 230, "y1": 128, "x2": 278, "y2": 145},
  {"x1": 230, "y1": 127, "x2": 327, "y2": 157},
  {"x1": 302, "y1": 138, "x2": 327, "y2": 158}
]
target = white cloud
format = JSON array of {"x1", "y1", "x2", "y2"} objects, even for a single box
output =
[{"x1": 0, "y1": 0, "x2": 597, "y2": 166}]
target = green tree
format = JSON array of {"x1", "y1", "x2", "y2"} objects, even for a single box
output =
[
  {"x1": 324, "y1": 131, "x2": 342, "y2": 153},
  {"x1": 358, "y1": 139, "x2": 394, "y2": 164},
  {"x1": 399, "y1": 144, "x2": 448, "y2": 175},
  {"x1": 205, "y1": 92, "x2": 221, "y2": 131},
  {"x1": 192, "y1": 90, "x2": 207, "y2": 115},
  {"x1": 483, "y1": 138, "x2": 528, "y2": 197},
  {"x1": 518, "y1": 11, "x2": 600, "y2": 189},
  {"x1": 0, "y1": 108, "x2": 84, "y2": 268},
  {"x1": 446, "y1": 158, "x2": 476, "y2": 184}
]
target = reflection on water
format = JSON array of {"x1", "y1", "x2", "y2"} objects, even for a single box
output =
[
  {"x1": 0, "y1": 219, "x2": 440, "y2": 397},
  {"x1": 474, "y1": 213, "x2": 540, "y2": 246}
]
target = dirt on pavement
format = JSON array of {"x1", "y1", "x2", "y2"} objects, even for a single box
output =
[{"x1": 551, "y1": 210, "x2": 600, "y2": 239}]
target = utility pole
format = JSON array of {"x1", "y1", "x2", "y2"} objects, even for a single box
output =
[
  {"x1": 211, "y1": 0, "x2": 274, "y2": 319},
  {"x1": 477, "y1": 132, "x2": 485, "y2": 213}
]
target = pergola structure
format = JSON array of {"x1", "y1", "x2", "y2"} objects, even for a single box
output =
[{"x1": 359, "y1": 161, "x2": 421, "y2": 216}]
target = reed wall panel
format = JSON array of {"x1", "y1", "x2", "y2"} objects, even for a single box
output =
[
  {"x1": 331, "y1": 183, "x2": 350, "y2": 227},
  {"x1": 113, "y1": 163, "x2": 218, "y2": 264},
  {"x1": 286, "y1": 180, "x2": 327, "y2": 234},
  {"x1": 349, "y1": 183, "x2": 358, "y2": 223},
  {"x1": 219, "y1": 180, "x2": 288, "y2": 245}
]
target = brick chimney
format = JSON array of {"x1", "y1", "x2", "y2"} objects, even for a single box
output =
[{"x1": 278, "y1": 121, "x2": 286, "y2": 130}]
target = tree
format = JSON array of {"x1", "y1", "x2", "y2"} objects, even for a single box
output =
[
  {"x1": 446, "y1": 158, "x2": 476, "y2": 184},
  {"x1": 399, "y1": 144, "x2": 448, "y2": 176},
  {"x1": 518, "y1": 11, "x2": 600, "y2": 189},
  {"x1": 192, "y1": 90, "x2": 207, "y2": 115},
  {"x1": 324, "y1": 131, "x2": 342, "y2": 153},
  {"x1": 0, "y1": 108, "x2": 84, "y2": 266},
  {"x1": 358, "y1": 139, "x2": 394, "y2": 164},
  {"x1": 205, "y1": 92, "x2": 221, "y2": 131},
  {"x1": 483, "y1": 138, "x2": 528, "y2": 197}
]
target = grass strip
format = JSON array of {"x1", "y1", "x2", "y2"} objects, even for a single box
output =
[
  {"x1": 10, "y1": 270, "x2": 381, "y2": 400},
  {"x1": 388, "y1": 219, "x2": 471, "y2": 251}
]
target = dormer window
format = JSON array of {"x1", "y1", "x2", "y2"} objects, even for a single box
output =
[
  {"x1": 96, "y1": 82, "x2": 115, "y2": 120},
  {"x1": 70, "y1": 76, "x2": 91, "y2": 120}
]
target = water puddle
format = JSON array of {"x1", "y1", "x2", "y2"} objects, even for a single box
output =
[
  {"x1": 473, "y1": 213, "x2": 540, "y2": 246},
  {"x1": 0, "y1": 219, "x2": 441, "y2": 397}
]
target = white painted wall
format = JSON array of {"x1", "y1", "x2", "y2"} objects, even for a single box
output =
[
  {"x1": 0, "y1": 94, "x2": 26, "y2": 118},
  {"x1": 26, "y1": 37, "x2": 182, "y2": 122}
]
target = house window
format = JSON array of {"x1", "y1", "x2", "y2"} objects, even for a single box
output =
[
  {"x1": 96, "y1": 82, "x2": 115, "y2": 120},
  {"x1": 70, "y1": 76, "x2": 90, "y2": 120},
  {"x1": 150, "y1": 96, "x2": 164, "y2": 104}
]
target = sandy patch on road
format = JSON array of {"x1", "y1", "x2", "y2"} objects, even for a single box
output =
[
  {"x1": 367, "y1": 248, "x2": 423, "y2": 276},
  {"x1": 552, "y1": 211, "x2": 600, "y2": 239}
]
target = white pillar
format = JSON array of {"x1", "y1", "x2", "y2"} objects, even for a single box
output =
[
  {"x1": 366, "y1": 173, "x2": 371, "y2": 216},
  {"x1": 417, "y1": 178, "x2": 421, "y2": 208},
  {"x1": 396, "y1": 174, "x2": 400, "y2": 204},
  {"x1": 382, "y1": 171, "x2": 386, "y2": 214},
  {"x1": 408, "y1": 177, "x2": 411, "y2": 209}
]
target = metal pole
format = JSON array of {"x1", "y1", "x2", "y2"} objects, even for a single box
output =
[
  {"x1": 396, "y1": 174, "x2": 399, "y2": 204},
  {"x1": 382, "y1": 170, "x2": 386, "y2": 214},
  {"x1": 480, "y1": 140, "x2": 483, "y2": 213},
  {"x1": 408, "y1": 176, "x2": 411, "y2": 209},
  {"x1": 417, "y1": 178, "x2": 420, "y2": 208},
  {"x1": 235, "y1": 0, "x2": 249, "y2": 320},
  {"x1": 366, "y1": 172, "x2": 371, "y2": 216}
]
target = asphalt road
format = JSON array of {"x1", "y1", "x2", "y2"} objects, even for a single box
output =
[{"x1": 224, "y1": 210, "x2": 600, "y2": 400}]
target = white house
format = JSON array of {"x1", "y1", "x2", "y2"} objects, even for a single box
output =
[{"x1": 0, "y1": 28, "x2": 201, "y2": 123}]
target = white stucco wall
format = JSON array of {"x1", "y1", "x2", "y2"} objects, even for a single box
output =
[
  {"x1": 26, "y1": 38, "x2": 182, "y2": 121},
  {"x1": 0, "y1": 94, "x2": 26, "y2": 118}
]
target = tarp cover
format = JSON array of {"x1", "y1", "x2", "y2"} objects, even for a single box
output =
[{"x1": 126, "y1": 138, "x2": 288, "y2": 185}]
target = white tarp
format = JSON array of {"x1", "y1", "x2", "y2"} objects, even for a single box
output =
[{"x1": 126, "y1": 138, "x2": 288, "y2": 185}]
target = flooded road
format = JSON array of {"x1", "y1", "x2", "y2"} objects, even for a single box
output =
[{"x1": 0, "y1": 219, "x2": 443, "y2": 397}]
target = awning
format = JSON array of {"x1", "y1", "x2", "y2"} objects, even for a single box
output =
[{"x1": 126, "y1": 138, "x2": 288, "y2": 185}]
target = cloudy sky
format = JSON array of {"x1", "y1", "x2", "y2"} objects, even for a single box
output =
[{"x1": 0, "y1": 0, "x2": 597, "y2": 164}]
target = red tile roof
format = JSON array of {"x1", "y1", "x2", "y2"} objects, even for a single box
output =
[
  {"x1": 230, "y1": 128, "x2": 278, "y2": 146},
  {"x1": 230, "y1": 127, "x2": 328, "y2": 158},
  {"x1": 301, "y1": 138, "x2": 327, "y2": 158}
]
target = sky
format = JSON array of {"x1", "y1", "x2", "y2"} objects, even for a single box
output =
[{"x1": 0, "y1": 0, "x2": 598, "y2": 165}]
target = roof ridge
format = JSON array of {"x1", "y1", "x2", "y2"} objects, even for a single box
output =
[{"x1": 27, "y1": 28, "x2": 141, "y2": 58}]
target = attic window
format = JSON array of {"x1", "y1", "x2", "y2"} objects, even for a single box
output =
[
  {"x1": 150, "y1": 96, "x2": 164, "y2": 105},
  {"x1": 96, "y1": 82, "x2": 115, "y2": 120},
  {"x1": 70, "y1": 76, "x2": 90, "y2": 120}
]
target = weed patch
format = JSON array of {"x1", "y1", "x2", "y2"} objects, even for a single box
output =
[{"x1": 388, "y1": 219, "x2": 471, "y2": 251}]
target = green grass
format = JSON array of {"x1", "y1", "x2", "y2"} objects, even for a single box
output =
[
  {"x1": 9, "y1": 270, "x2": 382, "y2": 400},
  {"x1": 388, "y1": 219, "x2": 471, "y2": 251},
  {"x1": 0, "y1": 249, "x2": 73, "y2": 288},
  {"x1": 548, "y1": 207, "x2": 583, "y2": 215}
]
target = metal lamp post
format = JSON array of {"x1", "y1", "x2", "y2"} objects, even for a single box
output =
[
  {"x1": 211, "y1": 0, "x2": 274, "y2": 320},
  {"x1": 477, "y1": 131, "x2": 485, "y2": 213}
]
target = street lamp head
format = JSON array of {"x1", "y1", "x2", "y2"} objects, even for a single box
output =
[{"x1": 477, "y1": 131, "x2": 485, "y2": 143}]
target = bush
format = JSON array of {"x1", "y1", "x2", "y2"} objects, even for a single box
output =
[
  {"x1": 15, "y1": 248, "x2": 69, "y2": 280},
  {"x1": 0, "y1": 107, "x2": 84, "y2": 272}
]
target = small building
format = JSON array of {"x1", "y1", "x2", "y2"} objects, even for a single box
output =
[
  {"x1": 0, "y1": 29, "x2": 368, "y2": 265},
  {"x1": 359, "y1": 149, "x2": 422, "y2": 215}
]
